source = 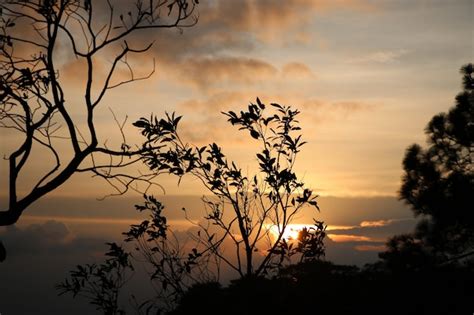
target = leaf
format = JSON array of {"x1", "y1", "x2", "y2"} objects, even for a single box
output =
[
  {"x1": 256, "y1": 97, "x2": 265, "y2": 109},
  {"x1": 133, "y1": 118, "x2": 148, "y2": 128},
  {"x1": 270, "y1": 103, "x2": 283, "y2": 110},
  {"x1": 309, "y1": 200, "x2": 320, "y2": 211},
  {"x1": 250, "y1": 129, "x2": 260, "y2": 139},
  {"x1": 173, "y1": 115, "x2": 182, "y2": 126}
]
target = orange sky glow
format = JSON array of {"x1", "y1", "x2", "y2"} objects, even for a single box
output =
[{"x1": 0, "y1": 0, "x2": 471, "y2": 272}]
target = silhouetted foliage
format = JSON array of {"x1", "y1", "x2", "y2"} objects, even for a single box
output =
[{"x1": 380, "y1": 64, "x2": 474, "y2": 269}]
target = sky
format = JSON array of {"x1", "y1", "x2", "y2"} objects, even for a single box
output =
[{"x1": 0, "y1": 0, "x2": 473, "y2": 314}]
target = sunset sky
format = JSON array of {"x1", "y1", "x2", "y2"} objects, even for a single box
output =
[{"x1": 0, "y1": 0, "x2": 472, "y2": 313}]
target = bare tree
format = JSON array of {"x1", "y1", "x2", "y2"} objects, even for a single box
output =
[{"x1": 0, "y1": 0, "x2": 198, "y2": 227}]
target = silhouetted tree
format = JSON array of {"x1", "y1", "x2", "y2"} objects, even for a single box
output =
[
  {"x1": 0, "y1": 0, "x2": 198, "y2": 259},
  {"x1": 380, "y1": 64, "x2": 474, "y2": 268},
  {"x1": 60, "y1": 100, "x2": 326, "y2": 313},
  {"x1": 0, "y1": 0, "x2": 198, "y2": 226},
  {"x1": 133, "y1": 99, "x2": 325, "y2": 278}
]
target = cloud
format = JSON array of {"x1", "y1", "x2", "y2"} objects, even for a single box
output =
[
  {"x1": 0, "y1": 220, "x2": 115, "y2": 314},
  {"x1": 197, "y1": 0, "x2": 377, "y2": 44},
  {"x1": 348, "y1": 49, "x2": 409, "y2": 64},
  {"x1": 360, "y1": 219, "x2": 392, "y2": 227},
  {"x1": 171, "y1": 93, "x2": 376, "y2": 144},
  {"x1": 327, "y1": 234, "x2": 373, "y2": 242},
  {"x1": 171, "y1": 58, "x2": 320, "y2": 90},
  {"x1": 326, "y1": 225, "x2": 356, "y2": 230},
  {"x1": 282, "y1": 62, "x2": 316, "y2": 79},
  {"x1": 354, "y1": 244, "x2": 386, "y2": 251},
  {"x1": 324, "y1": 237, "x2": 383, "y2": 265},
  {"x1": 132, "y1": 0, "x2": 378, "y2": 89},
  {"x1": 0, "y1": 220, "x2": 106, "y2": 257},
  {"x1": 327, "y1": 218, "x2": 417, "y2": 246},
  {"x1": 176, "y1": 57, "x2": 278, "y2": 89},
  {"x1": 178, "y1": 93, "x2": 374, "y2": 118},
  {"x1": 322, "y1": 217, "x2": 417, "y2": 262},
  {"x1": 295, "y1": 99, "x2": 377, "y2": 123}
]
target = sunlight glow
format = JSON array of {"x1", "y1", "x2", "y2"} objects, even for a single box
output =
[{"x1": 267, "y1": 224, "x2": 315, "y2": 241}]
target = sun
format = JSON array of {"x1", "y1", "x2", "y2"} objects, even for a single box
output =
[{"x1": 268, "y1": 224, "x2": 313, "y2": 241}]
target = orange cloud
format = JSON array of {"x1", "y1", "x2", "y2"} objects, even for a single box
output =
[
  {"x1": 176, "y1": 92, "x2": 250, "y2": 144},
  {"x1": 282, "y1": 62, "x2": 316, "y2": 79},
  {"x1": 360, "y1": 219, "x2": 392, "y2": 227},
  {"x1": 326, "y1": 225, "x2": 356, "y2": 231},
  {"x1": 327, "y1": 234, "x2": 372, "y2": 242},
  {"x1": 178, "y1": 93, "x2": 374, "y2": 116},
  {"x1": 176, "y1": 57, "x2": 278, "y2": 89}
]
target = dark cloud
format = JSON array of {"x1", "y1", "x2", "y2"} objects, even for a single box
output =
[
  {"x1": 324, "y1": 236, "x2": 383, "y2": 266},
  {"x1": 328, "y1": 218, "x2": 417, "y2": 241},
  {"x1": 0, "y1": 220, "x2": 110, "y2": 314},
  {"x1": 0, "y1": 220, "x2": 108, "y2": 257}
]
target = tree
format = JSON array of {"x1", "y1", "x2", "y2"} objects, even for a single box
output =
[
  {"x1": 134, "y1": 99, "x2": 325, "y2": 277},
  {"x1": 0, "y1": 0, "x2": 198, "y2": 228},
  {"x1": 60, "y1": 100, "x2": 326, "y2": 312},
  {"x1": 380, "y1": 64, "x2": 474, "y2": 268}
]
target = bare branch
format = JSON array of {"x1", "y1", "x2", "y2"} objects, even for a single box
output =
[{"x1": 0, "y1": 0, "x2": 199, "y2": 227}]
